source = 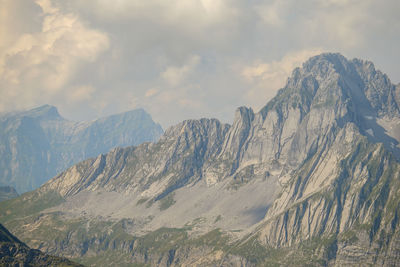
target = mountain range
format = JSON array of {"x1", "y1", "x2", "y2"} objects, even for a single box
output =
[
  {"x1": 1, "y1": 53, "x2": 400, "y2": 266},
  {"x1": 0, "y1": 106, "x2": 163, "y2": 193}
]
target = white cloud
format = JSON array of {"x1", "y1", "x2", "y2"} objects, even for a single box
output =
[
  {"x1": 68, "y1": 85, "x2": 96, "y2": 102},
  {"x1": 161, "y1": 55, "x2": 200, "y2": 87},
  {"x1": 36, "y1": 0, "x2": 58, "y2": 14},
  {"x1": 256, "y1": 0, "x2": 286, "y2": 27},
  {"x1": 0, "y1": 0, "x2": 109, "y2": 112},
  {"x1": 307, "y1": 0, "x2": 371, "y2": 48}
]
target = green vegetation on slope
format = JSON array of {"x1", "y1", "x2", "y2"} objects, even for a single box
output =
[{"x1": 0, "y1": 189, "x2": 64, "y2": 221}]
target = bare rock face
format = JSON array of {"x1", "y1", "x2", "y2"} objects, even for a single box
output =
[
  {"x1": 2, "y1": 53, "x2": 400, "y2": 266},
  {"x1": 0, "y1": 106, "x2": 163, "y2": 193}
]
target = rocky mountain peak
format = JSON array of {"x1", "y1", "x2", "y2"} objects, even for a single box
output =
[
  {"x1": 261, "y1": 53, "x2": 399, "y2": 125},
  {"x1": 304, "y1": 53, "x2": 398, "y2": 116},
  {"x1": 24, "y1": 104, "x2": 62, "y2": 120},
  {"x1": 302, "y1": 53, "x2": 348, "y2": 79}
]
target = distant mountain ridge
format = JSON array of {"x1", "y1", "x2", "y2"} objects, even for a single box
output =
[
  {"x1": 2, "y1": 53, "x2": 400, "y2": 266},
  {"x1": 0, "y1": 105, "x2": 163, "y2": 193}
]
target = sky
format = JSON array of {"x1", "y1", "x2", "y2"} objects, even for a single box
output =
[{"x1": 0, "y1": 0, "x2": 399, "y2": 128}]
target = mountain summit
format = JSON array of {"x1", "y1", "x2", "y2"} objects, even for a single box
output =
[
  {"x1": 1, "y1": 53, "x2": 400, "y2": 266},
  {"x1": 20, "y1": 104, "x2": 63, "y2": 120}
]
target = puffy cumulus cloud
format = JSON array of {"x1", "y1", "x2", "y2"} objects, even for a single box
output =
[
  {"x1": 0, "y1": 0, "x2": 42, "y2": 52},
  {"x1": 240, "y1": 49, "x2": 324, "y2": 110},
  {"x1": 0, "y1": 0, "x2": 109, "y2": 112}
]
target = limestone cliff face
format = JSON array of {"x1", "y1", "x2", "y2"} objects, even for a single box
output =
[
  {"x1": 0, "y1": 106, "x2": 163, "y2": 193},
  {"x1": 2, "y1": 53, "x2": 400, "y2": 266}
]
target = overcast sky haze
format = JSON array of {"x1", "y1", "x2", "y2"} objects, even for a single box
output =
[{"x1": 0, "y1": 0, "x2": 399, "y2": 128}]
